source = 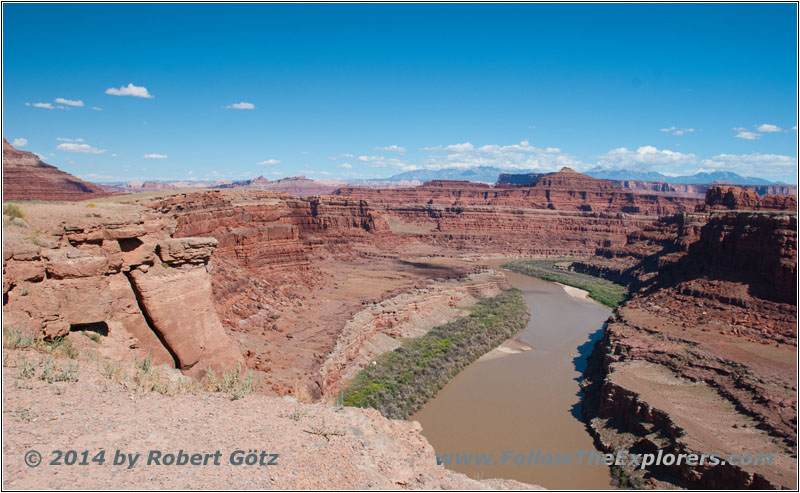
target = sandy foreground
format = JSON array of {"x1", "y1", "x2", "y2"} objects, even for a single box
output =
[{"x1": 2, "y1": 348, "x2": 540, "y2": 490}]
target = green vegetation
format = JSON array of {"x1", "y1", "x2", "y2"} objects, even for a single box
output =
[
  {"x1": 102, "y1": 352, "x2": 201, "y2": 395},
  {"x1": 610, "y1": 464, "x2": 645, "y2": 489},
  {"x1": 3, "y1": 326, "x2": 79, "y2": 359},
  {"x1": 502, "y1": 259, "x2": 628, "y2": 309},
  {"x1": 39, "y1": 356, "x2": 80, "y2": 383},
  {"x1": 205, "y1": 363, "x2": 254, "y2": 400},
  {"x1": 2, "y1": 203, "x2": 25, "y2": 222},
  {"x1": 340, "y1": 289, "x2": 529, "y2": 419},
  {"x1": 82, "y1": 331, "x2": 101, "y2": 343}
]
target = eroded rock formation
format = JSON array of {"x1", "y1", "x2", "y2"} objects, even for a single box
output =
[
  {"x1": 2, "y1": 138, "x2": 112, "y2": 201},
  {"x1": 336, "y1": 168, "x2": 701, "y2": 215},
  {"x1": 498, "y1": 171, "x2": 798, "y2": 198},
  {"x1": 577, "y1": 187, "x2": 797, "y2": 488},
  {"x1": 700, "y1": 185, "x2": 797, "y2": 211},
  {"x1": 2, "y1": 205, "x2": 243, "y2": 378}
]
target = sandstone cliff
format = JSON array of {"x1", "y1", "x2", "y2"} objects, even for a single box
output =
[
  {"x1": 2, "y1": 202, "x2": 243, "y2": 378},
  {"x1": 699, "y1": 185, "x2": 798, "y2": 211},
  {"x1": 576, "y1": 187, "x2": 797, "y2": 488},
  {"x1": 332, "y1": 169, "x2": 700, "y2": 258},
  {"x1": 337, "y1": 168, "x2": 701, "y2": 215},
  {"x1": 497, "y1": 171, "x2": 798, "y2": 198},
  {"x1": 2, "y1": 138, "x2": 112, "y2": 202}
]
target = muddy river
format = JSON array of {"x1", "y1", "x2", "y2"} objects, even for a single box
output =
[{"x1": 412, "y1": 262, "x2": 613, "y2": 489}]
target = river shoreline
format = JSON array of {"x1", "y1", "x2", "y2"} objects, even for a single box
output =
[{"x1": 411, "y1": 260, "x2": 614, "y2": 489}]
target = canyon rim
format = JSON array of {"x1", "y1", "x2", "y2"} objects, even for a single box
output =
[{"x1": 2, "y1": 2, "x2": 798, "y2": 491}]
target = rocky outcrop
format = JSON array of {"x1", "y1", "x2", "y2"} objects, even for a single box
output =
[
  {"x1": 128, "y1": 262, "x2": 244, "y2": 377},
  {"x1": 2, "y1": 207, "x2": 243, "y2": 378},
  {"x1": 2, "y1": 138, "x2": 112, "y2": 201},
  {"x1": 577, "y1": 191, "x2": 797, "y2": 488},
  {"x1": 699, "y1": 185, "x2": 797, "y2": 211}
]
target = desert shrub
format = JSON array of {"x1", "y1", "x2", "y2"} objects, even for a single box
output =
[
  {"x1": 205, "y1": 364, "x2": 253, "y2": 400},
  {"x1": 38, "y1": 357, "x2": 79, "y2": 383},
  {"x1": 82, "y1": 331, "x2": 101, "y2": 343},
  {"x1": 3, "y1": 203, "x2": 25, "y2": 221},
  {"x1": 502, "y1": 259, "x2": 628, "y2": 309},
  {"x1": 3, "y1": 326, "x2": 36, "y2": 349},
  {"x1": 3, "y1": 327, "x2": 79, "y2": 359},
  {"x1": 341, "y1": 289, "x2": 529, "y2": 419}
]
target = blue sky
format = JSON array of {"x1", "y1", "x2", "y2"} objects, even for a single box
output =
[{"x1": 3, "y1": 3, "x2": 798, "y2": 183}]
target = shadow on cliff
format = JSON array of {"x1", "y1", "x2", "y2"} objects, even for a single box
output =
[{"x1": 569, "y1": 324, "x2": 606, "y2": 422}]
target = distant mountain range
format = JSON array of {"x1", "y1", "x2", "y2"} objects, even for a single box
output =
[
  {"x1": 369, "y1": 166, "x2": 520, "y2": 184},
  {"x1": 584, "y1": 168, "x2": 783, "y2": 186},
  {"x1": 375, "y1": 166, "x2": 787, "y2": 186}
]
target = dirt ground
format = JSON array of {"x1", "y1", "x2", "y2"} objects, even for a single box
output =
[{"x1": 1, "y1": 347, "x2": 538, "y2": 490}]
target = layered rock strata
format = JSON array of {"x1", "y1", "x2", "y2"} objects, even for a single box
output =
[
  {"x1": 577, "y1": 187, "x2": 797, "y2": 488},
  {"x1": 2, "y1": 138, "x2": 112, "y2": 201},
  {"x1": 336, "y1": 168, "x2": 701, "y2": 215}
]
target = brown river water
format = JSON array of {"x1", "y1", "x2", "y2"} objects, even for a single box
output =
[{"x1": 411, "y1": 262, "x2": 613, "y2": 489}]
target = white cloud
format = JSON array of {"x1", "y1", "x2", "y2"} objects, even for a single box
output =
[
  {"x1": 421, "y1": 140, "x2": 582, "y2": 172},
  {"x1": 339, "y1": 163, "x2": 353, "y2": 169},
  {"x1": 425, "y1": 142, "x2": 475, "y2": 152},
  {"x1": 144, "y1": 153, "x2": 168, "y2": 159},
  {"x1": 700, "y1": 153, "x2": 797, "y2": 179},
  {"x1": 257, "y1": 159, "x2": 280, "y2": 166},
  {"x1": 92, "y1": 106, "x2": 103, "y2": 111},
  {"x1": 54, "y1": 97, "x2": 84, "y2": 107},
  {"x1": 757, "y1": 123, "x2": 782, "y2": 133},
  {"x1": 375, "y1": 145, "x2": 406, "y2": 152},
  {"x1": 226, "y1": 102, "x2": 255, "y2": 110},
  {"x1": 12, "y1": 138, "x2": 28, "y2": 147},
  {"x1": 732, "y1": 127, "x2": 747, "y2": 131},
  {"x1": 596, "y1": 145, "x2": 696, "y2": 170},
  {"x1": 105, "y1": 83, "x2": 154, "y2": 98},
  {"x1": 735, "y1": 131, "x2": 760, "y2": 140},
  {"x1": 351, "y1": 154, "x2": 414, "y2": 170},
  {"x1": 57, "y1": 142, "x2": 106, "y2": 154},
  {"x1": 32, "y1": 102, "x2": 55, "y2": 109},
  {"x1": 57, "y1": 137, "x2": 85, "y2": 142},
  {"x1": 659, "y1": 126, "x2": 694, "y2": 136}
]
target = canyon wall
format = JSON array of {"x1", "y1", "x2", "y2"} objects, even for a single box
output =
[
  {"x1": 577, "y1": 187, "x2": 797, "y2": 488},
  {"x1": 699, "y1": 185, "x2": 797, "y2": 212},
  {"x1": 334, "y1": 168, "x2": 701, "y2": 257},
  {"x1": 497, "y1": 171, "x2": 798, "y2": 198},
  {"x1": 337, "y1": 168, "x2": 701, "y2": 215}
]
